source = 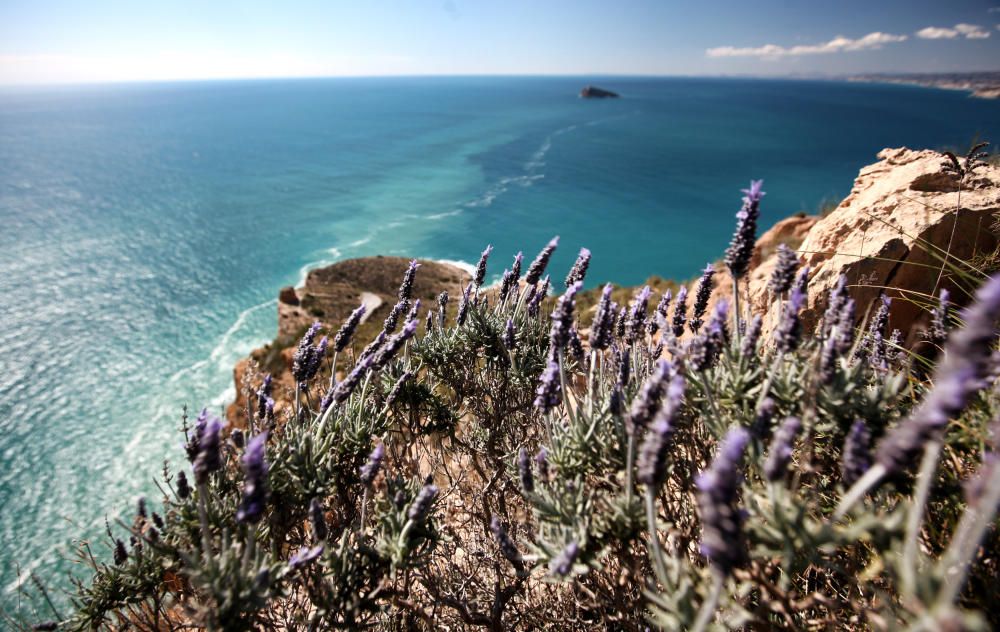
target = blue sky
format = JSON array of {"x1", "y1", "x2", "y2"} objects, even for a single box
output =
[{"x1": 1, "y1": 0, "x2": 998, "y2": 84}]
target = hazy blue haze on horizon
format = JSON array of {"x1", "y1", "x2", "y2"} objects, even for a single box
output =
[{"x1": 0, "y1": 75, "x2": 998, "y2": 604}]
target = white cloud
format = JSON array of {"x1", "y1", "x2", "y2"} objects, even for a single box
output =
[
  {"x1": 706, "y1": 31, "x2": 907, "y2": 58},
  {"x1": 915, "y1": 23, "x2": 991, "y2": 39}
]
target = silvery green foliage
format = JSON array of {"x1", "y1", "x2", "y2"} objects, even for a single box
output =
[{"x1": 36, "y1": 190, "x2": 1000, "y2": 630}]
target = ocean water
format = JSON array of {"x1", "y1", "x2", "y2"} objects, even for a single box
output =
[{"x1": 0, "y1": 76, "x2": 997, "y2": 604}]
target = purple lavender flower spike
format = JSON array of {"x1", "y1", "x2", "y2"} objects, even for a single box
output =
[
  {"x1": 819, "y1": 333, "x2": 839, "y2": 385},
  {"x1": 474, "y1": 245, "x2": 493, "y2": 287},
  {"x1": 527, "y1": 275, "x2": 549, "y2": 317},
  {"x1": 626, "y1": 286, "x2": 652, "y2": 343},
  {"x1": 436, "y1": 291, "x2": 449, "y2": 327},
  {"x1": 334, "y1": 303, "x2": 366, "y2": 353},
  {"x1": 502, "y1": 318, "x2": 517, "y2": 350},
  {"x1": 724, "y1": 180, "x2": 764, "y2": 279},
  {"x1": 740, "y1": 314, "x2": 762, "y2": 357},
  {"x1": 615, "y1": 304, "x2": 628, "y2": 339},
  {"x1": 329, "y1": 353, "x2": 375, "y2": 406},
  {"x1": 822, "y1": 276, "x2": 850, "y2": 338},
  {"x1": 518, "y1": 447, "x2": 535, "y2": 493},
  {"x1": 773, "y1": 286, "x2": 805, "y2": 354},
  {"x1": 359, "y1": 443, "x2": 385, "y2": 486},
  {"x1": 407, "y1": 484, "x2": 438, "y2": 522},
  {"x1": 568, "y1": 327, "x2": 585, "y2": 361},
  {"x1": 637, "y1": 372, "x2": 686, "y2": 486},
  {"x1": 671, "y1": 286, "x2": 688, "y2": 338},
  {"x1": 511, "y1": 252, "x2": 523, "y2": 280},
  {"x1": 372, "y1": 318, "x2": 418, "y2": 369},
  {"x1": 841, "y1": 420, "x2": 872, "y2": 487},
  {"x1": 534, "y1": 359, "x2": 563, "y2": 412},
  {"x1": 456, "y1": 282, "x2": 473, "y2": 326},
  {"x1": 292, "y1": 322, "x2": 324, "y2": 384},
  {"x1": 875, "y1": 275, "x2": 1000, "y2": 480},
  {"x1": 752, "y1": 397, "x2": 776, "y2": 439},
  {"x1": 236, "y1": 432, "x2": 269, "y2": 524},
  {"x1": 114, "y1": 539, "x2": 128, "y2": 565},
  {"x1": 385, "y1": 370, "x2": 413, "y2": 407},
  {"x1": 498, "y1": 269, "x2": 516, "y2": 304},
  {"x1": 627, "y1": 360, "x2": 672, "y2": 435},
  {"x1": 590, "y1": 284, "x2": 615, "y2": 350},
  {"x1": 490, "y1": 516, "x2": 524, "y2": 569},
  {"x1": 289, "y1": 544, "x2": 324, "y2": 569},
  {"x1": 769, "y1": 244, "x2": 799, "y2": 296},
  {"x1": 696, "y1": 426, "x2": 750, "y2": 576},
  {"x1": 763, "y1": 417, "x2": 802, "y2": 482},
  {"x1": 964, "y1": 419, "x2": 1000, "y2": 506},
  {"x1": 551, "y1": 540, "x2": 580, "y2": 577},
  {"x1": 928, "y1": 288, "x2": 950, "y2": 345},
  {"x1": 398, "y1": 259, "x2": 420, "y2": 303},
  {"x1": 525, "y1": 236, "x2": 559, "y2": 286},
  {"x1": 549, "y1": 282, "x2": 582, "y2": 352},
  {"x1": 309, "y1": 498, "x2": 328, "y2": 541},
  {"x1": 793, "y1": 266, "x2": 810, "y2": 298},
  {"x1": 565, "y1": 247, "x2": 592, "y2": 288},
  {"x1": 176, "y1": 470, "x2": 191, "y2": 500},
  {"x1": 535, "y1": 447, "x2": 550, "y2": 480},
  {"x1": 690, "y1": 264, "x2": 716, "y2": 334},
  {"x1": 383, "y1": 299, "x2": 408, "y2": 334},
  {"x1": 193, "y1": 415, "x2": 225, "y2": 484}
]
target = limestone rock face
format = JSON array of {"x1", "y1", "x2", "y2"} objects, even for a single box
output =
[{"x1": 752, "y1": 147, "x2": 999, "y2": 344}]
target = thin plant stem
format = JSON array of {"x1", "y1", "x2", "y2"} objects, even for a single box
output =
[
  {"x1": 644, "y1": 486, "x2": 669, "y2": 584},
  {"x1": 901, "y1": 439, "x2": 943, "y2": 597},
  {"x1": 691, "y1": 571, "x2": 724, "y2": 632}
]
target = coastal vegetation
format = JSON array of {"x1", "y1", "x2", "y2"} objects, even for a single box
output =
[{"x1": 11, "y1": 144, "x2": 1000, "y2": 631}]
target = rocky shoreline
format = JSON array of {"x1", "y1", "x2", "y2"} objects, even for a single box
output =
[{"x1": 847, "y1": 72, "x2": 1000, "y2": 99}]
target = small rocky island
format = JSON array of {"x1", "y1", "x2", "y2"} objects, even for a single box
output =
[{"x1": 580, "y1": 85, "x2": 619, "y2": 98}]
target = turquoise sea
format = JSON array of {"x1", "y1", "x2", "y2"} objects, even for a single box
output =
[{"x1": 0, "y1": 76, "x2": 998, "y2": 603}]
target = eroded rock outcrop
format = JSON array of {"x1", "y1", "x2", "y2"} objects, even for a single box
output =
[{"x1": 747, "y1": 147, "x2": 999, "y2": 344}]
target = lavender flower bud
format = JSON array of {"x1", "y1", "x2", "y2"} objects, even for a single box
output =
[
  {"x1": 615, "y1": 304, "x2": 627, "y2": 339},
  {"x1": 152, "y1": 512, "x2": 164, "y2": 529},
  {"x1": 696, "y1": 427, "x2": 750, "y2": 576},
  {"x1": 236, "y1": 432, "x2": 269, "y2": 524},
  {"x1": 328, "y1": 354, "x2": 375, "y2": 406},
  {"x1": 436, "y1": 291, "x2": 448, "y2": 327},
  {"x1": 550, "y1": 540, "x2": 580, "y2": 577},
  {"x1": 230, "y1": 427, "x2": 245, "y2": 449},
  {"x1": 822, "y1": 276, "x2": 850, "y2": 340},
  {"x1": 819, "y1": 333, "x2": 839, "y2": 385},
  {"x1": 534, "y1": 359, "x2": 563, "y2": 413},
  {"x1": 671, "y1": 286, "x2": 688, "y2": 338},
  {"x1": 773, "y1": 286, "x2": 805, "y2": 354},
  {"x1": 627, "y1": 360, "x2": 672, "y2": 435},
  {"x1": 372, "y1": 318, "x2": 418, "y2": 369},
  {"x1": 498, "y1": 269, "x2": 516, "y2": 304},
  {"x1": 740, "y1": 314, "x2": 762, "y2": 357},
  {"x1": 503, "y1": 318, "x2": 516, "y2": 350},
  {"x1": 565, "y1": 247, "x2": 591, "y2": 288},
  {"x1": 525, "y1": 236, "x2": 559, "y2": 286},
  {"x1": 334, "y1": 303, "x2": 366, "y2": 352},
  {"x1": 927, "y1": 288, "x2": 950, "y2": 345},
  {"x1": 289, "y1": 545, "x2": 324, "y2": 570},
  {"x1": 763, "y1": 417, "x2": 802, "y2": 482},
  {"x1": 137, "y1": 497, "x2": 147, "y2": 519},
  {"x1": 637, "y1": 372, "x2": 686, "y2": 486},
  {"x1": 359, "y1": 443, "x2": 385, "y2": 486},
  {"x1": 751, "y1": 397, "x2": 776, "y2": 439},
  {"x1": 518, "y1": 447, "x2": 534, "y2": 493},
  {"x1": 456, "y1": 282, "x2": 473, "y2": 326},
  {"x1": 490, "y1": 516, "x2": 524, "y2": 569},
  {"x1": 689, "y1": 264, "x2": 716, "y2": 334},
  {"x1": 626, "y1": 286, "x2": 652, "y2": 343},
  {"x1": 309, "y1": 498, "x2": 328, "y2": 541},
  {"x1": 876, "y1": 275, "x2": 1000, "y2": 480},
  {"x1": 407, "y1": 484, "x2": 438, "y2": 522},
  {"x1": 724, "y1": 180, "x2": 764, "y2": 279},
  {"x1": 568, "y1": 327, "x2": 585, "y2": 361},
  {"x1": 841, "y1": 420, "x2": 872, "y2": 487},
  {"x1": 176, "y1": 470, "x2": 191, "y2": 500},
  {"x1": 385, "y1": 370, "x2": 413, "y2": 408},
  {"x1": 398, "y1": 259, "x2": 420, "y2": 303},
  {"x1": 292, "y1": 322, "x2": 324, "y2": 383},
  {"x1": 793, "y1": 265, "x2": 810, "y2": 298},
  {"x1": 511, "y1": 252, "x2": 523, "y2": 280},
  {"x1": 527, "y1": 275, "x2": 549, "y2": 317},
  {"x1": 549, "y1": 282, "x2": 582, "y2": 353},
  {"x1": 590, "y1": 284, "x2": 615, "y2": 351},
  {"x1": 535, "y1": 447, "x2": 550, "y2": 480},
  {"x1": 768, "y1": 244, "x2": 799, "y2": 296},
  {"x1": 193, "y1": 416, "x2": 225, "y2": 484},
  {"x1": 474, "y1": 245, "x2": 493, "y2": 287},
  {"x1": 114, "y1": 539, "x2": 128, "y2": 565},
  {"x1": 649, "y1": 289, "x2": 672, "y2": 335},
  {"x1": 255, "y1": 374, "x2": 273, "y2": 420}
]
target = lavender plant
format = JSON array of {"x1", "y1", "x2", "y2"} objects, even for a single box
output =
[{"x1": 28, "y1": 173, "x2": 1000, "y2": 632}]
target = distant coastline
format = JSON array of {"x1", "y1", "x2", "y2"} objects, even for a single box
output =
[{"x1": 846, "y1": 71, "x2": 1000, "y2": 99}]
